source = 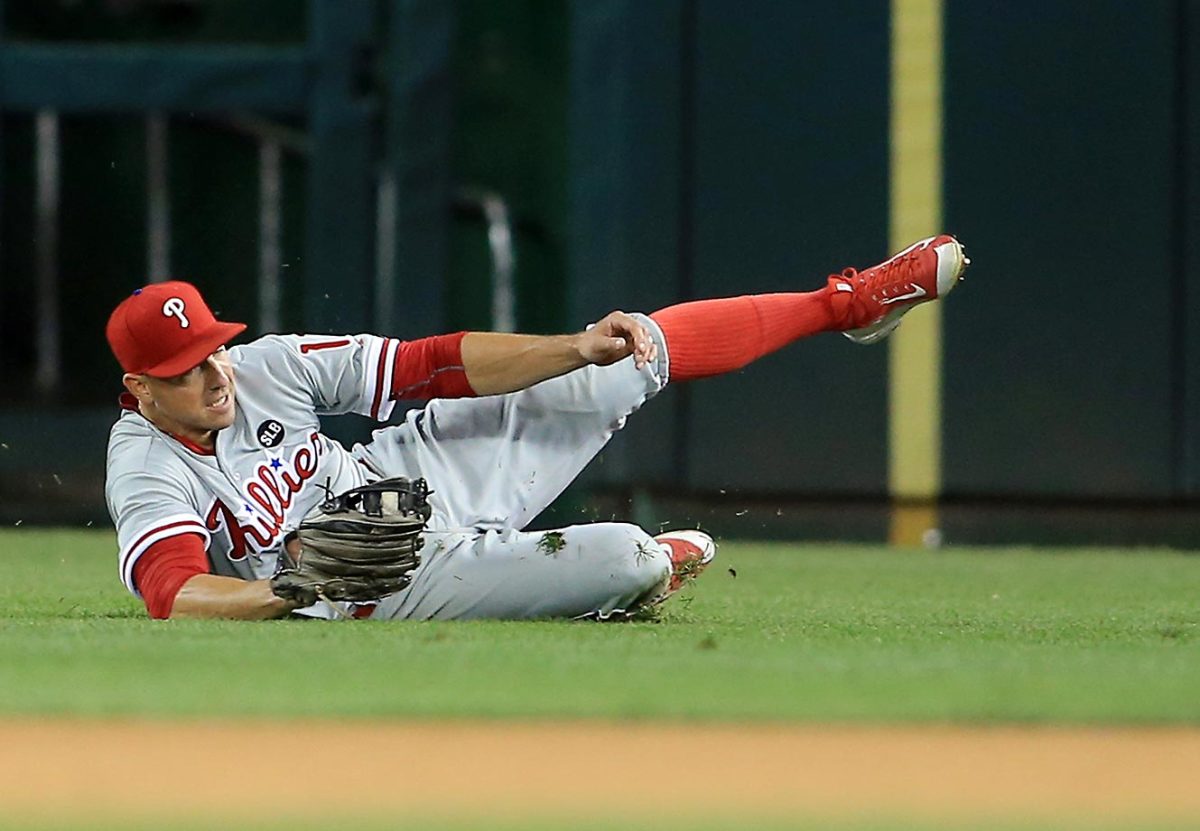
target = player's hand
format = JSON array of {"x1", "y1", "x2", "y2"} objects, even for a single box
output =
[{"x1": 578, "y1": 311, "x2": 658, "y2": 369}]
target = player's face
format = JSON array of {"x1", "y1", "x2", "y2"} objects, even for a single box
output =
[{"x1": 139, "y1": 348, "x2": 237, "y2": 447}]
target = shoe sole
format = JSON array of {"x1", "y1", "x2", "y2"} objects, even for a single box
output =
[{"x1": 843, "y1": 237, "x2": 969, "y2": 345}]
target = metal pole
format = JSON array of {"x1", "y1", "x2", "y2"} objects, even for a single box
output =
[
  {"x1": 482, "y1": 194, "x2": 516, "y2": 333},
  {"x1": 258, "y1": 139, "x2": 283, "y2": 333},
  {"x1": 456, "y1": 188, "x2": 516, "y2": 333},
  {"x1": 34, "y1": 110, "x2": 60, "y2": 395},
  {"x1": 146, "y1": 112, "x2": 171, "y2": 282},
  {"x1": 375, "y1": 170, "x2": 397, "y2": 334}
]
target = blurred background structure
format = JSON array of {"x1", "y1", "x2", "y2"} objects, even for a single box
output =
[{"x1": 0, "y1": 0, "x2": 1197, "y2": 546}]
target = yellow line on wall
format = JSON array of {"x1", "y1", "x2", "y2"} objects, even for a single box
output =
[{"x1": 889, "y1": 0, "x2": 943, "y2": 546}]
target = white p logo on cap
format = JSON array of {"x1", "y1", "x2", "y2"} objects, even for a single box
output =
[{"x1": 162, "y1": 297, "x2": 190, "y2": 328}]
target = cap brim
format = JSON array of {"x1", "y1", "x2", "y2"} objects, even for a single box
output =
[{"x1": 142, "y1": 321, "x2": 247, "y2": 378}]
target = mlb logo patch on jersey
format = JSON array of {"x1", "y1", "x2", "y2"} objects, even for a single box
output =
[{"x1": 257, "y1": 419, "x2": 285, "y2": 448}]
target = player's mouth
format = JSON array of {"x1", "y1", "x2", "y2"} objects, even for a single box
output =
[{"x1": 206, "y1": 391, "x2": 232, "y2": 413}]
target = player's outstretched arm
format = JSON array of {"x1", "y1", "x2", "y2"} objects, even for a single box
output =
[
  {"x1": 170, "y1": 574, "x2": 301, "y2": 620},
  {"x1": 461, "y1": 311, "x2": 657, "y2": 396}
]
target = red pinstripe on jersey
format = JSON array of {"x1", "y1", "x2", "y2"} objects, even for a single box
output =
[
  {"x1": 370, "y1": 337, "x2": 394, "y2": 420},
  {"x1": 299, "y1": 339, "x2": 351, "y2": 354}
]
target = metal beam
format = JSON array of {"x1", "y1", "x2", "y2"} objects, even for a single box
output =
[
  {"x1": 0, "y1": 45, "x2": 309, "y2": 113},
  {"x1": 34, "y1": 111, "x2": 60, "y2": 396},
  {"x1": 145, "y1": 113, "x2": 171, "y2": 283}
]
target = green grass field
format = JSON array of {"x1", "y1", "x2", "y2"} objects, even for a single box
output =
[{"x1": 0, "y1": 528, "x2": 1197, "y2": 723}]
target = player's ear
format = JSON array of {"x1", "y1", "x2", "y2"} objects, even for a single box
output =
[{"x1": 122, "y1": 372, "x2": 152, "y2": 402}]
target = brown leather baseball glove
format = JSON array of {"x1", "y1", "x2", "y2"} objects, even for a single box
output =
[{"x1": 270, "y1": 477, "x2": 431, "y2": 607}]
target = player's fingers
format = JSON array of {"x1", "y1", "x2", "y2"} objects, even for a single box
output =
[
  {"x1": 597, "y1": 311, "x2": 653, "y2": 366},
  {"x1": 616, "y1": 319, "x2": 654, "y2": 368},
  {"x1": 634, "y1": 325, "x2": 652, "y2": 356},
  {"x1": 608, "y1": 315, "x2": 644, "y2": 344},
  {"x1": 631, "y1": 334, "x2": 655, "y2": 368},
  {"x1": 599, "y1": 310, "x2": 629, "y2": 332},
  {"x1": 632, "y1": 333, "x2": 648, "y2": 364}
]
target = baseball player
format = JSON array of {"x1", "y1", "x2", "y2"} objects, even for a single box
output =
[{"x1": 105, "y1": 234, "x2": 968, "y2": 620}]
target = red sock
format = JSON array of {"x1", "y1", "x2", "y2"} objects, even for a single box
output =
[{"x1": 650, "y1": 283, "x2": 850, "y2": 381}]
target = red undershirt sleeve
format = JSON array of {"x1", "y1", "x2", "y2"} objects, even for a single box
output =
[
  {"x1": 131, "y1": 534, "x2": 209, "y2": 620},
  {"x1": 390, "y1": 331, "x2": 476, "y2": 400}
]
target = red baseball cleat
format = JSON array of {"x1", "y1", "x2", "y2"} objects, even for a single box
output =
[
  {"x1": 832, "y1": 234, "x2": 970, "y2": 345},
  {"x1": 648, "y1": 530, "x2": 717, "y2": 605}
]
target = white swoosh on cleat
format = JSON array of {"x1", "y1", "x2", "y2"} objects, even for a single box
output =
[{"x1": 880, "y1": 285, "x2": 927, "y2": 305}]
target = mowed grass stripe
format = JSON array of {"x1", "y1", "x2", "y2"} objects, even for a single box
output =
[{"x1": 0, "y1": 529, "x2": 1197, "y2": 722}]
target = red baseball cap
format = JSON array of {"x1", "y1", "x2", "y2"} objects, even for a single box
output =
[{"x1": 106, "y1": 281, "x2": 247, "y2": 377}]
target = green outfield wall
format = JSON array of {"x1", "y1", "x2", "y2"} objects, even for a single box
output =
[
  {"x1": 0, "y1": 0, "x2": 1197, "y2": 544},
  {"x1": 566, "y1": 0, "x2": 1200, "y2": 545}
]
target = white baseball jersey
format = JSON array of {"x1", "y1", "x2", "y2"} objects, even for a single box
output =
[
  {"x1": 106, "y1": 318, "x2": 677, "y2": 620},
  {"x1": 106, "y1": 334, "x2": 400, "y2": 598}
]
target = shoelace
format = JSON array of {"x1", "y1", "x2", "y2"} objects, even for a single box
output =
[{"x1": 834, "y1": 249, "x2": 925, "y2": 305}]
